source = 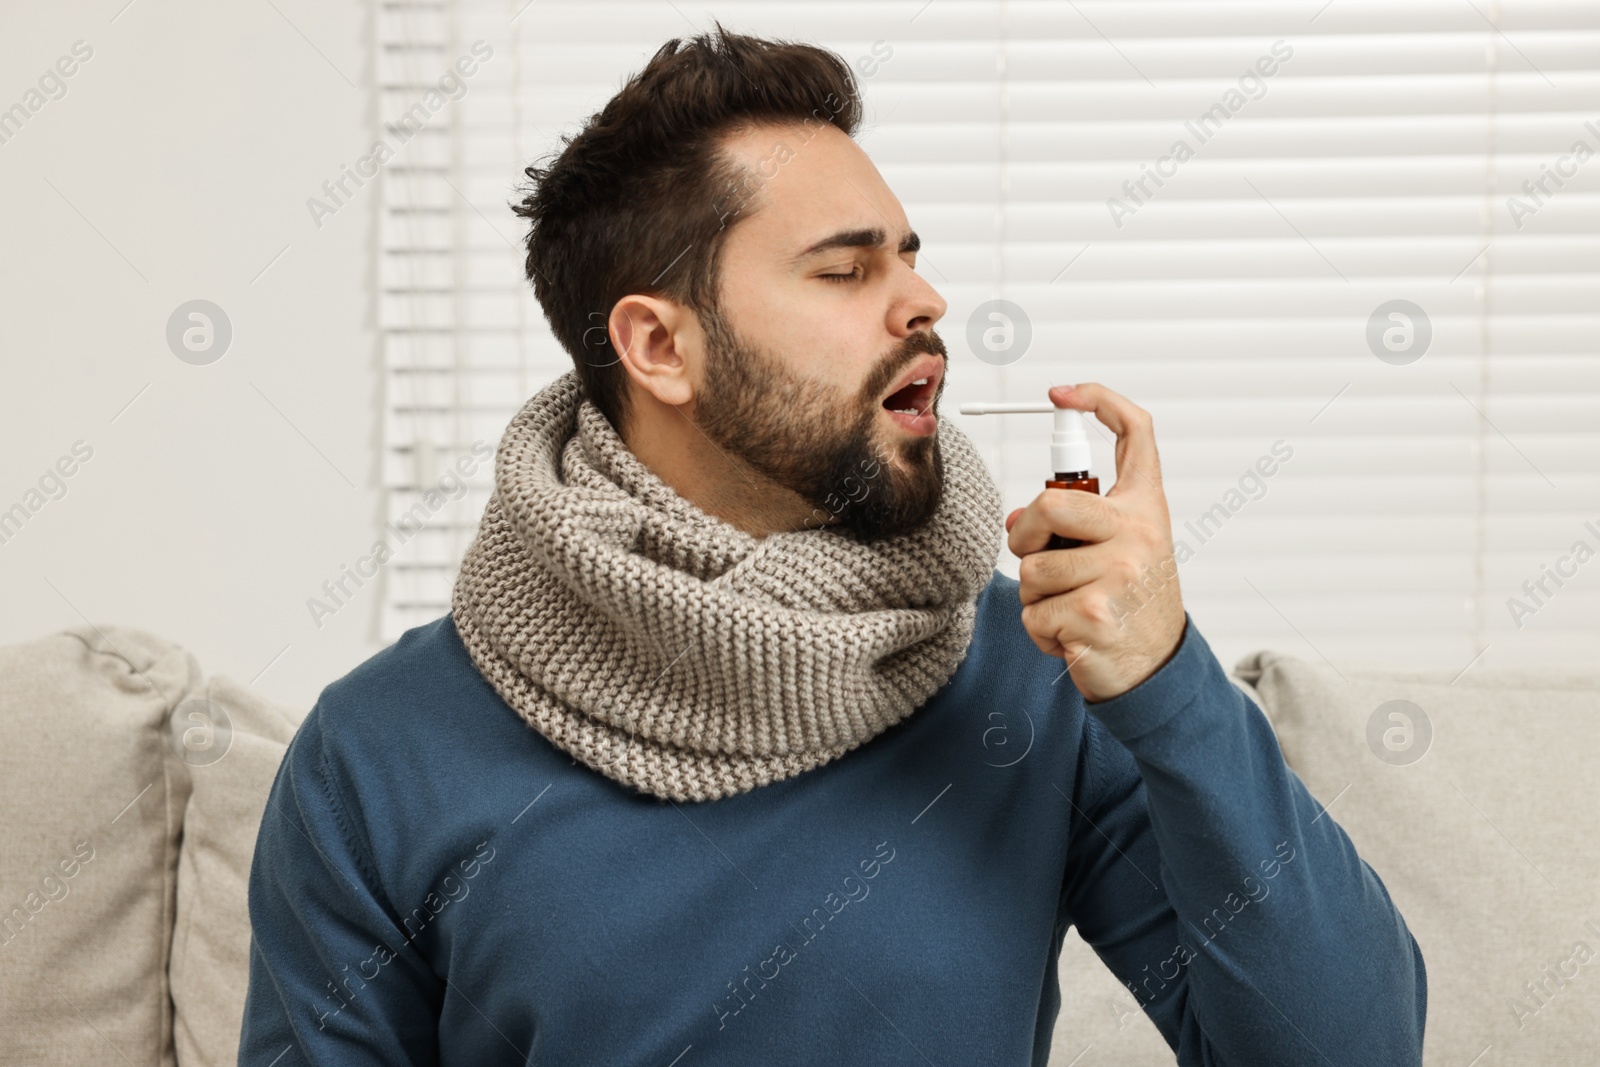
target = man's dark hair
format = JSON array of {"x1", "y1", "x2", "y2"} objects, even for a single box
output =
[{"x1": 511, "y1": 23, "x2": 864, "y2": 435}]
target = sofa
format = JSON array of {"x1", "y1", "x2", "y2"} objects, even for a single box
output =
[{"x1": 2, "y1": 622, "x2": 1596, "y2": 1065}]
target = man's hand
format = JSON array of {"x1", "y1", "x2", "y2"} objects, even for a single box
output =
[{"x1": 1004, "y1": 383, "x2": 1186, "y2": 704}]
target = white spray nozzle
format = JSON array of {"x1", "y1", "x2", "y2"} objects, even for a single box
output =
[{"x1": 958, "y1": 401, "x2": 1093, "y2": 476}]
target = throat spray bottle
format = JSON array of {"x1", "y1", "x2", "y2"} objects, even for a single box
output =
[{"x1": 957, "y1": 400, "x2": 1100, "y2": 550}]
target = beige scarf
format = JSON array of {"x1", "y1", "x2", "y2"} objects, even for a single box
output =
[{"x1": 450, "y1": 370, "x2": 1002, "y2": 803}]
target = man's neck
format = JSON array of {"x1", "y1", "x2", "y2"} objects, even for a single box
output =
[{"x1": 619, "y1": 398, "x2": 822, "y2": 540}]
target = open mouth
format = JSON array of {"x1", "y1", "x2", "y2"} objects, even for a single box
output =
[{"x1": 879, "y1": 357, "x2": 942, "y2": 435}]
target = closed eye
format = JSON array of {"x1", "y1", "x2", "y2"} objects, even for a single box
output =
[{"x1": 819, "y1": 265, "x2": 864, "y2": 283}]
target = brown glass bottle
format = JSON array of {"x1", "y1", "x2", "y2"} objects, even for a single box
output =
[{"x1": 1044, "y1": 470, "x2": 1100, "y2": 550}]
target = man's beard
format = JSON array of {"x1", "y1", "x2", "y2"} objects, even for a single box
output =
[{"x1": 690, "y1": 303, "x2": 947, "y2": 542}]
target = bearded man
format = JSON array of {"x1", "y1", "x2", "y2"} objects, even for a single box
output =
[{"x1": 241, "y1": 25, "x2": 1426, "y2": 1067}]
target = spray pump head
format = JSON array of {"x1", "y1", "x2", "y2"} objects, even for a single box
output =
[{"x1": 957, "y1": 400, "x2": 1093, "y2": 476}]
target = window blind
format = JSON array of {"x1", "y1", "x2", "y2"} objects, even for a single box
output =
[{"x1": 375, "y1": 0, "x2": 1599, "y2": 675}]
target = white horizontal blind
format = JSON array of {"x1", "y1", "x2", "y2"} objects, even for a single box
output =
[{"x1": 377, "y1": 0, "x2": 1600, "y2": 674}]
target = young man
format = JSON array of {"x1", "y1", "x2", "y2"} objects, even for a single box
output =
[{"x1": 240, "y1": 26, "x2": 1426, "y2": 1066}]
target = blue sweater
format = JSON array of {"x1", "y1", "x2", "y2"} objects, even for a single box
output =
[{"x1": 240, "y1": 571, "x2": 1426, "y2": 1065}]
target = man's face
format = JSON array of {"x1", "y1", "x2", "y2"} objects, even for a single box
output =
[{"x1": 689, "y1": 121, "x2": 952, "y2": 542}]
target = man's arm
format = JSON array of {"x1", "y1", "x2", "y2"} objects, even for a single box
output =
[
  {"x1": 1059, "y1": 611, "x2": 1427, "y2": 1066},
  {"x1": 240, "y1": 706, "x2": 445, "y2": 1065}
]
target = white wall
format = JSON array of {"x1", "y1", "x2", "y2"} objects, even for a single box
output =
[{"x1": 0, "y1": 0, "x2": 382, "y2": 711}]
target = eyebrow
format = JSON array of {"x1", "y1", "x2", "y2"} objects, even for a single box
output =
[{"x1": 790, "y1": 226, "x2": 920, "y2": 263}]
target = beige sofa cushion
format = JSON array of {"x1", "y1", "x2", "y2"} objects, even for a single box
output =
[
  {"x1": 1232, "y1": 651, "x2": 1600, "y2": 1067},
  {"x1": 0, "y1": 625, "x2": 202, "y2": 1067},
  {"x1": 168, "y1": 674, "x2": 306, "y2": 1067}
]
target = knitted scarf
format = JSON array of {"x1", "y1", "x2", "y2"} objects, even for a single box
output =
[{"x1": 450, "y1": 370, "x2": 1003, "y2": 803}]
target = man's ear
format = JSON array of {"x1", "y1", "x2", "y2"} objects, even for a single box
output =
[{"x1": 609, "y1": 294, "x2": 697, "y2": 407}]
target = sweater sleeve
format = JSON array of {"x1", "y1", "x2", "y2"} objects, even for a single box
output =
[
  {"x1": 1057, "y1": 612, "x2": 1427, "y2": 1066},
  {"x1": 239, "y1": 705, "x2": 445, "y2": 1065}
]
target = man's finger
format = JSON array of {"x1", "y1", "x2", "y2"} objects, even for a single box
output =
[
  {"x1": 1049, "y1": 382, "x2": 1163, "y2": 498},
  {"x1": 1007, "y1": 486, "x2": 1119, "y2": 557},
  {"x1": 1015, "y1": 540, "x2": 1116, "y2": 606}
]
